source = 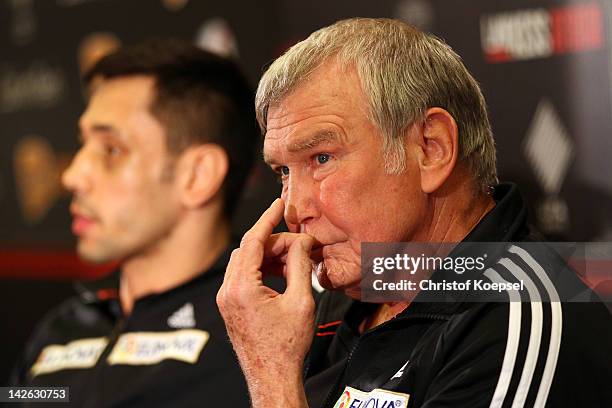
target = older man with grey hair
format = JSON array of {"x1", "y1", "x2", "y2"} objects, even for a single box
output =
[{"x1": 217, "y1": 18, "x2": 612, "y2": 408}]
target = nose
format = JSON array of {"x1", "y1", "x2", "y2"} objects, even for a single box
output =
[
  {"x1": 282, "y1": 173, "x2": 319, "y2": 230},
  {"x1": 61, "y1": 147, "x2": 92, "y2": 194}
]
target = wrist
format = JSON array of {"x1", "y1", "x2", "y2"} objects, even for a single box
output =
[{"x1": 248, "y1": 366, "x2": 308, "y2": 408}]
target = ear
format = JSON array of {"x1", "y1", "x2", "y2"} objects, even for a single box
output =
[
  {"x1": 176, "y1": 144, "x2": 229, "y2": 209},
  {"x1": 414, "y1": 107, "x2": 459, "y2": 194}
]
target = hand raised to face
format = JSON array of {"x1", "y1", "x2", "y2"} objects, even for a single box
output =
[{"x1": 216, "y1": 198, "x2": 314, "y2": 408}]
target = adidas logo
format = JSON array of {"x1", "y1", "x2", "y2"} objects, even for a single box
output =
[
  {"x1": 167, "y1": 303, "x2": 196, "y2": 329},
  {"x1": 391, "y1": 360, "x2": 410, "y2": 380}
]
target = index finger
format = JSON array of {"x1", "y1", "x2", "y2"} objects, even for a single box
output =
[
  {"x1": 264, "y1": 232, "x2": 322, "y2": 259},
  {"x1": 237, "y1": 198, "x2": 285, "y2": 269}
]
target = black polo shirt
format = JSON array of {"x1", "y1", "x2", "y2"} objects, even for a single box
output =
[{"x1": 11, "y1": 246, "x2": 250, "y2": 407}]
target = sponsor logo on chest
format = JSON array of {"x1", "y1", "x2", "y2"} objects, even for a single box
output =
[
  {"x1": 107, "y1": 329, "x2": 209, "y2": 365},
  {"x1": 30, "y1": 329, "x2": 210, "y2": 376},
  {"x1": 333, "y1": 386, "x2": 409, "y2": 408},
  {"x1": 30, "y1": 337, "x2": 108, "y2": 377}
]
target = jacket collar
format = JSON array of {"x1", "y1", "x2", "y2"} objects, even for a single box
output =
[
  {"x1": 398, "y1": 182, "x2": 530, "y2": 316},
  {"x1": 74, "y1": 242, "x2": 235, "y2": 306}
]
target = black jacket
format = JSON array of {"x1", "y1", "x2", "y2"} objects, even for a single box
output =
[
  {"x1": 11, "y1": 247, "x2": 250, "y2": 407},
  {"x1": 304, "y1": 183, "x2": 612, "y2": 408}
]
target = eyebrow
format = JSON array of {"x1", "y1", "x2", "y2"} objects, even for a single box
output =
[
  {"x1": 264, "y1": 130, "x2": 342, "y2": 164},
  {"x1": 288, "y1": 130, "x2": 341, "y2": 152},
  {"x1": 78, "y1": 123, "x2": 123, "y2": 143}
]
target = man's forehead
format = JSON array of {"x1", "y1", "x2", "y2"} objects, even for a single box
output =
[
  {"x1": 263, "y1": 97, "x2": 350, "y2": 157},
  {"x1": 87, "y1": 75, "x2": 154, "y2": 113},
  {"x1": 80, "y1": 76, "x2": 156, "y2": 129},
  {"x1": 265, "y1": 94, "x2": 343, "y2": 131},
  {"x1": 262, "y1": 61, "x2": 374, "y2": 163},
  {"x1": 265, "y1": 60, "x2": 363, "y2": 126},
  {"x1": 79, "y1": 76, "x2": 169, "y2": 154}
]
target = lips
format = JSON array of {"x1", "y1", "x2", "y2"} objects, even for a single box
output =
[
  {"x1": 309, "y1": 242, "x2": 339, "y2": 290},
  {"x1": 70, "y1": 203, "x2": 98, "y2": 236},
  {"x1": 71, "y1": 215, "x2": 95, "y2": 235}
]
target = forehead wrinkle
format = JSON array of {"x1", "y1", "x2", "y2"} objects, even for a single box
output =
[
  {"x1": 263, "y1": 128, "x2": 344, "y2": 165},
  {"x1": 266, "y1": 100, "x2": 333, "y2": 130},
  {"x1": 287, "y1": 130, "x2": 341, "y2": 153},
  {"x1": 262, "y1": 136, "x2": 282, "y2": 165}
]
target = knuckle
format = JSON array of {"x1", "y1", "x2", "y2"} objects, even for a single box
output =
[
  {"x1": 233, "y1": 283, "x2": 252, "y2": 303},
  {"x1": 298, "y1": 234, "x2": 314, "y2": 248},
  {"x1": 229, "y1": 248, "x2": 240, "y2": 262},
  {"x1": 240, "y1": 233, "x2": 256, "y2": 248},
  {"x1": 296, "y1": 296, "x2": 315, "y2": 316},
  {"x1": 269, "y1": 232, "x2": 285, "y2": 243},
  {"x1": 223, "y1": 279, "x2": 250, "y2": 305},
  {"x1": 216, "y1": 288, "x2": 226, "y2": 309}
]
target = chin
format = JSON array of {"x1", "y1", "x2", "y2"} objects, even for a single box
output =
[
  {"x1": 77, "y1": 243, "x2": 117, "y2": 265},
  {"x1": 78, "y1": 252, "x2": 110, "y2": 265}
]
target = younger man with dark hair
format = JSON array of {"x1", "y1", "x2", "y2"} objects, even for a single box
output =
[{"x1": 12, "y1": 39, "x2": 257, "y2": 407}]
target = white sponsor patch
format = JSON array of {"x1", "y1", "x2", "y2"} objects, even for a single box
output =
[
  {"x1": 30, "y1": 337, "x2": 108, "y2": 377},
  {"x1": 107, "y1": 329, "x2": 209, "y2": 366},
  {"x1": 333, "y1": 386, "x2": 409, "y2": 408}
]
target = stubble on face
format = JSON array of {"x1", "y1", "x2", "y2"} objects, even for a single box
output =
[
  {"x1": 75, "y1": 158, "x2": 178, "y2": 264},
  {"x1": 69, "y1": 76, "x2": 181, "y2": 265}
]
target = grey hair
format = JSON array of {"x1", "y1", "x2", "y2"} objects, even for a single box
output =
[{"x1": 255, "y1": 17, "x2": 497, "y2": 191}]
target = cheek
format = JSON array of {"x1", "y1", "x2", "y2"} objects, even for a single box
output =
[
  {"x1": 319, "y1": 172, "x2": 372, "y2": 236},
  {"x1": 99, "y1": 165, "x2": 159, "y2": 227},
  {"x1": 103, "y1": 190, "x2": 143, "y2": 234},
  {"x1": 319, "y1": 170, "x2": 415, "y2": 242}
]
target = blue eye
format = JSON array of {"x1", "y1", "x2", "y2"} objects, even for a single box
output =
[
  {"x1": 280, "y1": 166, "x2": 290, "y2": 176},
  {"x1": 316, "y1": 153, "x2": 330, "y2": 164}
]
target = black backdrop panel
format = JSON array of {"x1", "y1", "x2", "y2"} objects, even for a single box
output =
[{"x1": 1, "y1": 0, "x2": 611, "y2": 385}]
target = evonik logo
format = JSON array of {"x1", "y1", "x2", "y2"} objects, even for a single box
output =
[{"x1": 333, "y1": 387, "x2": 409, "y2": 408}]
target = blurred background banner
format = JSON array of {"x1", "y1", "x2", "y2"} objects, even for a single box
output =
[{"x1": 1, "y1": 0, "x2": 611, "y2": 383}]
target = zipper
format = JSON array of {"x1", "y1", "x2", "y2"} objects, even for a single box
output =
[
  {"x1": 321, "y1": 338, "x2": 360, "y2": 408},
  {"x1": 303, "y1": 292, "x2": 330, "y2": 379},
  {"x1": 99, "y1": 318, "x2": 126, "y2": 360},
  {"x1": 80, "y1": 318, "x2": 126, "y2": 407},
  {"x1": 320, "y1": 312, "x2": 449, "y2": 408}
]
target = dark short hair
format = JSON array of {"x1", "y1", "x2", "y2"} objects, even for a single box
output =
[{"x1": 84, "y1": 39, "x2": 258, "y2": 217}]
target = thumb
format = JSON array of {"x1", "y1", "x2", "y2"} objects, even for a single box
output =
[{"x1": 285, "y1": 235, "x2": 315, "y2": 298}]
